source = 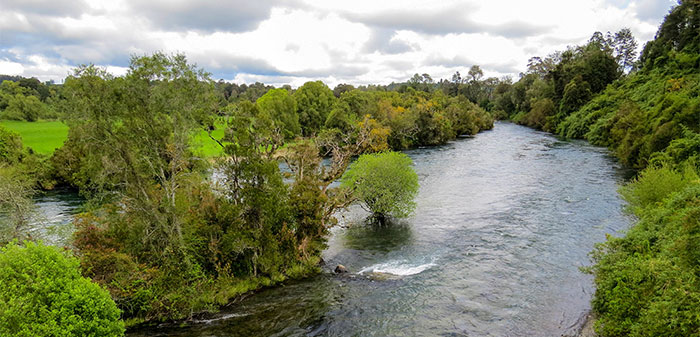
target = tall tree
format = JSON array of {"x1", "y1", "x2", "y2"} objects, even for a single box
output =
[
  {"x1": 58, "y1": 52, "x2": 218, "y2": 257},
  {"x1": 613, "y1": 28, "x2": 639, "y2": 73},
  {"x1": 467, "y1": 65, "x2": 484, "y2": 83},
  {"x1": 256, "y1": 88, "x2": 300, "y2": 140},
  {"x1": 294, "y1": 81, "x2": 336, "y2": 136}
]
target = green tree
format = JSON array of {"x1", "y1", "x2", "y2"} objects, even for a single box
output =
[
  {"x1": 467, "y1": 65, "x2": 484, "y2": 83},
  {"x1": 0, "y1": 241, "x2": 124, "y2": 337},
  {"x1": 57, "y1": 52, "x2": 217, "y2": 262},
  {"x1": 613, "y1": 28, "x2": 639, "y2": 73},
  {"x1": 256, "y1": 88, "x2": 300, "y2": 140},
  {"x1": 0, "y1": 127, "x2": 23, "y2": 165},
  {"x1": 294, "y1": 81, "x2": 336, "y2": 136},
  {"x1": 1, "y1": 94, "x2": 45, "y2": 121},
  {"x1": 341, "y1": 151, "x2": 419, "y2": 222}
]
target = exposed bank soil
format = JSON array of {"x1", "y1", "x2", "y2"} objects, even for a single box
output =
[{"x1": 565, "y1": 312, "x2": 597, "y2": 337}]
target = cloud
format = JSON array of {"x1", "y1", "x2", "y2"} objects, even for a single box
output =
[
  {"x1": 632, "y1": 0, "x2": 675, "y2": 23},
  {"x1": 363, "y1": 28, "x2": 416, "y2": 54},
  {"x1": 424, "y1": 54, "x2": 520, "y2": 75},
  {"x1": 2, "y1": 0, "x2": 89, "y2": 18},
  {"x1": 127, "y1": 0, "x2": 282, "y2": 33},
  {"x1": 342, "y1": 3, "x2": 551, "y2": 38},
  {"x1": 0, "y1": 0, "x2": 677, "y2": 86}
]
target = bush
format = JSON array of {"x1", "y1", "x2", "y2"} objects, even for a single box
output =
[
  {"x1": 341, "y1": 151, "x2": 419, "y2": 221},
  {"x1": 0, "y1": 241, "x2": 124, "y2": 337},
  {"x1": 0, "y1": 126, "x2": 23, "y2": 165},
  {"x1": 590, "y1": 164, "x2": 700, "y2": 337}
]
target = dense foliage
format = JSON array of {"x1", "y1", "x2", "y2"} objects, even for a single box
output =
[
  {"x1": 589, "y1": 164, "x2": 700, "y2": 337},
  {"x1": 0, "y1": 241, "x2": 124, "y2": 337},
  {"x1": 341, "y1": 151, "x2": 419, "y2": 221},
  {"x1": 0, "y1": 77, "x2": 58, "y2": 121}
]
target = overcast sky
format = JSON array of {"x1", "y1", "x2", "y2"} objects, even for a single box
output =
[{"x1": 0, "y1": 0, "x2": 677, "y2": 87}]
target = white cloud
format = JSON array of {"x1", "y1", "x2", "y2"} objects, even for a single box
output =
[
  {"x1": 0, "y1": 59, "x2": 24, "y2": 76},
  {"x1": 0, "y1": 0, "x2": 677, "y2": 86}
]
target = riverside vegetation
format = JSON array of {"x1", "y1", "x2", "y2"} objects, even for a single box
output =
[{"x1": 1, "y1": 1, "x2": 699, "y2": 335}]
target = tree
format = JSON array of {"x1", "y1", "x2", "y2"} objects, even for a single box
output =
[
  {"x1": 0, "y1": 241, "x2": 124, "y2": 337},
  {"x1": 57, "y1": 52, "x2": 218, "y2": 260},
  {"x1": 613, "y1": 28, "x2": 638, "y2": 73},
  {"x1": 0, "y1": 127, "x2": 23, "y2": 165},
  {"x1": 256, "y1": 88, "x2": 300, "y2": 140},
  {"x1": 294, "y1": 81, "x2": 336, "y2": 136},
  {"x1": 341, "y1": 151, "x2": 419, "y2": 222},
  {"x1": 467, "y1": 65, "x2": 484, "y2": 82}
]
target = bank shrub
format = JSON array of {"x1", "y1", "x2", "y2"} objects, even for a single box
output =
[
  {"x1": 0, "y1": 126, "x2": 23, "y2": 164},
  {"x1": 0, "y1": 241, "x2": 124, "y2": 337},
  {"x1": 590, "y1": 165, "x2": 700, "y2": 337}
]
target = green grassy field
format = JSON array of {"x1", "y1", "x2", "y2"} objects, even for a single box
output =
[
  {"x1": 191, "y1": 128, "x2": 225, "y2": 157},
  {"x1": 0, "y1": 120, "x2": 225, "y2": 157},
  {"x1": 0, "y1": 120, "x2": 68, "y2": 155}
]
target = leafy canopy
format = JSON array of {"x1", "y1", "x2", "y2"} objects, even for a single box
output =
[
  {"x1": 0, "y1": 241, "x2": 124, "y2": 337},
  {"x1": 341, "y1": 151, "x2": 419, "y2": 220}
]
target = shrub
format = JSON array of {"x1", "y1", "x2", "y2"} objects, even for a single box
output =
[
  {"x1": 341, "y1": 151, "x2": 419, "y2": 221},
  {"x1": 0, "y1": 241, "x2": 124, "y2": 337}
]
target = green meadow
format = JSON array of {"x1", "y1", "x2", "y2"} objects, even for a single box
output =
[
  {"x1": 0, "y1": 120, "x2": 225, "y2": 157},
  {"x1": 0, "y1": 120, "x2": 68, "y2": 155}
]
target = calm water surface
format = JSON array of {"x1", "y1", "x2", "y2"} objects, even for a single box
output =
[{"x1": 125, "y1": 122, "x2": 628, "y2": 336}]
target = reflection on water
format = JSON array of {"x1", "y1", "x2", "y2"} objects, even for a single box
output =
[
  {"x1": 342, "y1": 219, "x2": 413, "y2": 252},
  {"x1": 125, "y1": 122, "x2": 630, "y2": 336},
  {"x1": 27, "y1": 188, "x2": 83, "y2": 246}
]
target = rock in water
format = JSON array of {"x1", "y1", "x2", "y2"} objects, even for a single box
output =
[{"x1": 334, "y1": 264, "x2": 348, "y2": 274}]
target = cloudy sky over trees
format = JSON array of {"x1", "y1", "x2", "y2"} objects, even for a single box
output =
[{"x1": 0, "y1": 0, "x2": 676, "y2": 86}]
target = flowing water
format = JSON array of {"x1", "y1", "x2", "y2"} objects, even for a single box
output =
[{"x1": 26, "y1": 122, "x2": 631, "y2": 336}]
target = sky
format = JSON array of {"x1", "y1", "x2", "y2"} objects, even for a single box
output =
[{"x1": 0, "y1": 0, "x2": 677, "y2": 87}]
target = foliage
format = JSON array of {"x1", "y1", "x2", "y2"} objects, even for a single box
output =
[
  {"x1": 0, "y1": 241, "x2": 124, "y2": 337},
  {"x1": 294, "y1": 81, "x2": 335, "y2": 136},
  {"x1": 0, "y1": 166, "x2": 35, "y2": 245},
  {"x1": 0, "y1": 126, "x2": 23, "y2": 164},
  {"x1": 341, "y1": 151, "x2": 419, "y2": 221},
  {"x1": 589, "y1": 165, "x2": 700, "y2": 337},
  {"x1": 0, "y1": 80, "x2": 54, "y2": 121},
  {"x1": 256, "y1": 88, "x2": 300, "y2": 140}
]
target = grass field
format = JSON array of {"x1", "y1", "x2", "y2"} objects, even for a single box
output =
[
  {"x1": 0, "y1": 120, "x2": 68, "y2": 155},
  {"x1": 0, "y1": 120, "x2": 226, "y2": 157}
]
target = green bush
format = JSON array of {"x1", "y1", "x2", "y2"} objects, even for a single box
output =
[
  {"x1": 0, "y1": 126, "x2": 23, "y2": 165},
  {"x1": 0, "y1": 241, "x2": 124, "y2": 337},
  {"x1": 341, "y1": 151, "x2": 419, "y2": 221},
  {"x1": 590, "y1": 165, "x2": 700, "y2": 337}
]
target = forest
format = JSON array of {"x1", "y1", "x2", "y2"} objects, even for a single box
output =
[{"x1": 1, "y1": 1, "x2": 699, "y2": 336}]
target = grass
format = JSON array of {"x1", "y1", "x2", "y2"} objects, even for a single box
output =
[
  {"x1": 0, "y1": 120, "x2": 68, "y2": 155},
  {"x1": 191, "y1": 128, "x2": 225, "y2": 157},
  {"x1": 0, "y1": 119, "x2": 226, "y2": 158}
]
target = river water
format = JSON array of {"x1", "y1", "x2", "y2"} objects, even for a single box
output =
[{"x1": 122, "y1": 122, "x2": 632, "y2": 337}]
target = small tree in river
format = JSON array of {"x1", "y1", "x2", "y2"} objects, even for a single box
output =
[{"x1": 341, "y1": 151, "x2": 419, "y2": 223}]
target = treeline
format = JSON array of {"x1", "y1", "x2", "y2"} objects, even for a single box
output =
[
  {"x1": 0, "y1": 76, "x2": 60, "y2": 121},
  {"x1": 493, "y1": 1, "x2": 700, "y2": 335},
  {"x1": 0, "y1": 52, "x2": 494, "y2": 328}
]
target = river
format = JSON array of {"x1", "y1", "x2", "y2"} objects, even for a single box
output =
[{"x1": 27, "y1": 121, "x2": 631, "y2": 336}]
